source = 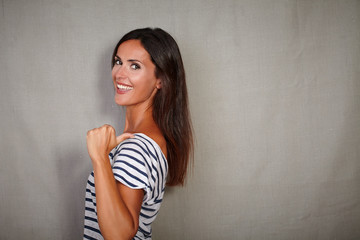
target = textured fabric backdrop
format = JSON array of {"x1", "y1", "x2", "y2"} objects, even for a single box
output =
[{"x1": 1, "y1": 0, "x2": 359, "y2": 239}]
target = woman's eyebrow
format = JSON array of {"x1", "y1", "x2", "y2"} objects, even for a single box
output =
[
  {"x1": 115, "y1": 55, "x2": 143, "y2": 64},
  {"x1": 128, "y1": 59, "x2": 143, "y2": 64}
]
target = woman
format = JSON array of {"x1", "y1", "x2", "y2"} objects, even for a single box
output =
[{"x1": 83, "y1": 28, "x2": 193, "y2": 240}]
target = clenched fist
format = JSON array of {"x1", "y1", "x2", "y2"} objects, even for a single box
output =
[{"x1": 86, "y1": 124, "x2": 133, "y2": 164}]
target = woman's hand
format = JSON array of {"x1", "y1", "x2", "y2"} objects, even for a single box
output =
[{"x1": 86, "y1": 124, "x2": 134, "y2": 164}]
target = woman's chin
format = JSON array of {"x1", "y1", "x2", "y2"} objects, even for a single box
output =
[{"x1": 114, "y1": 97, "x2": 126, "y2": 106}]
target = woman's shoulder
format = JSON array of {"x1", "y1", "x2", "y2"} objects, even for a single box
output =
[
  {"x1": 138, "y1": 131, "x2": 167, "y2": 158},
  {"x1": 114, "y1": 133, "x2": 166, "y2": 160}
]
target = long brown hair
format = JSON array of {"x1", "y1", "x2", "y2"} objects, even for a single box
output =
[{"x1": 112, "y1": 28, "x2": 193, "y2": 186}]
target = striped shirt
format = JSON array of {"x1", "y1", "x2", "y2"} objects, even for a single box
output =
[{"x1": 83, "y1": 133, "x2": 168, "y2": 240}]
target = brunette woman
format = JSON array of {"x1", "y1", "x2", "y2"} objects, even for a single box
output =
[{"x1": 83, "y1": 28, "x2": 193, "y2": 240}]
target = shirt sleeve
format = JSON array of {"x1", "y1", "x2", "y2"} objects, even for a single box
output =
[{"x1": 111, "y1": 137, "x2": 156, "y2": 202}]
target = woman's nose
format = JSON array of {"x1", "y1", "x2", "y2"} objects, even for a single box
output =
[{"x1": 114, "y1": 65, "x2": 126, "y2": 79}]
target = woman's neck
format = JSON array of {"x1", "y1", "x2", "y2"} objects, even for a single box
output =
[
  {"x1": 123, "y1": 105, "x2": 154, "y2": 134},
  {"x1": 124, "y1": 104, "x2": 167, "y2": 157}
]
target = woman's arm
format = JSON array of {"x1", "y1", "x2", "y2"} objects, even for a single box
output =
[
  {"x1": 93, "y1": 160, "x2": 143, "y2": 240},
  {"x1": 87, "y1": 125, "x2": 143, "y2": 240}
]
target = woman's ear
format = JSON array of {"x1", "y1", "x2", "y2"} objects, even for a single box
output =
[{"x1": 156, "y1": 79, "x2": 162, "y2": 89}]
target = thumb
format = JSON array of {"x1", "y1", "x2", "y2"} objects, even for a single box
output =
[{"x1": 116, "y1": 133, "x2": 135, "y2": 144}]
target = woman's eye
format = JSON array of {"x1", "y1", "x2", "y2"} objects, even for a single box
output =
[
  {"x1": 114, "y1": 59, "x2": 122, "y2": 65},
  {"x1": 130, "y1": 64, "x2": 140, "y2": 70}
]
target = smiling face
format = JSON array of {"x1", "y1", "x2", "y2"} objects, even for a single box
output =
[{"x1": 112, "y1": 39, "x2": 161, "y2": 108}]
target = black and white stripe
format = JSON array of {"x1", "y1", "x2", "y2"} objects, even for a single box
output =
[{"x1": 83, "y1": 133, "x2": 168, "y2": 240}]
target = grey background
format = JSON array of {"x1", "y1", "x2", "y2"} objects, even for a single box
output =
[{"x1": 1, "y1": 0, "x2": 359, "y2": 239}]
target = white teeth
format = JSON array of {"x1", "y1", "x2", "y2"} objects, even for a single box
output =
[{"x1": 117, "y1": 84, "x2": 133, "y2": 90}]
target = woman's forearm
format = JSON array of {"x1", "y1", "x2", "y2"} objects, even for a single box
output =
[{"x1": 93, "y1": 158, "x2": 137, "y2": 240}]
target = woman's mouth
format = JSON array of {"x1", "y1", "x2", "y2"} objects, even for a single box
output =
[{"x1": 116, "y1": 83, "x2": 133, "y2": 93}]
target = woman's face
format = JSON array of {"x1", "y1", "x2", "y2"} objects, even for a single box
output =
[{"x1": 112, "y1": 39, "x2": 161, "y2": 108}]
